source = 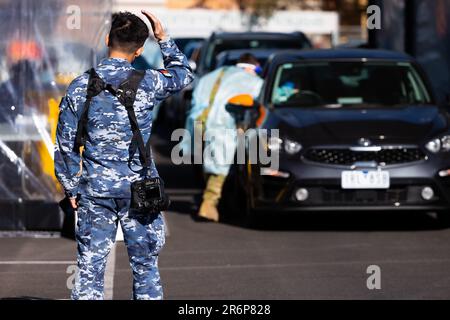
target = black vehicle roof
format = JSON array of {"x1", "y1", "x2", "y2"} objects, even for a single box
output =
[
  {"x1": 216, "y1": 48, "x2": 286, "y2": 68},
  {"x1": 217, "y1": 48, "x2": 286, "y2": 59},
  {"x1": 269, "y1": 48, "x2": 414, "y2": 63},
  {"x1": 173, "y1": 37, "x2": 204, "y2": 41},
  {"x1": 210, "y1": 31, "x2": 307, "y2": 40}
]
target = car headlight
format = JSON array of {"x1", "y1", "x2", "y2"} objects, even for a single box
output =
[
  {"x1": 441, "y1": 135, "x2": 450, "y2": 151},
  {"x1": 267, "y1": 137, "x2": 282, "y2": 151},
  {"x1": 425, "y1": 135, "x2": 450, "y2": 153},
  {"x1": 267, "y1": 137, "x2": 302, "y2": 155},
  {"x1": 426, "y1": 138, "x2": 441, "y2": 153},
  {"x1": 284, "y1": 139, "x2": 302, "y2": 154}
]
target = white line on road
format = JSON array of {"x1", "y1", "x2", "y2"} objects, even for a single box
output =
[
  {"x1": 104, "y1": 243, "x2": 117, "y2": 300},
  {"x1": 157, "y1": 258, "x2": 450, "y2": 271},
  {"x1": 0, "y1": 261, "x2": 76, "y2": 265}
]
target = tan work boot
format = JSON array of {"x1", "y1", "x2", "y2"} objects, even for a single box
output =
[
  {"x1": 198, "y1": 200, "x2": 220, "y2": 222},
  {"x1": 197, "y1": 174, "x2": 226, "y2": 222}
]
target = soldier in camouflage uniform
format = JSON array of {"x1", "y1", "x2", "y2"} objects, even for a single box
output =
[{"x1": 54, "y1": 11, "x2": 193, "y2": 300}]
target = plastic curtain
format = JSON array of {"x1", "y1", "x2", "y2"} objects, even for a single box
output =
[{"x1": 0, "y1": 0, "x2": 112, "y2": 202}]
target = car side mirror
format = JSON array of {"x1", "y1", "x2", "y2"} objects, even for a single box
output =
[
  {"x1": 225, "y1": 94, "x2": 257, "y2": 114},
  {"x1": 225, "y1": 94, "x2": 259, "y2": 129}
]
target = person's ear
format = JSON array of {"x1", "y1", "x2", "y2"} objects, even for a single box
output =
[
  {"x1": 105, "y1": 34, "x2": 110, "y2": 47},
  {"x1": 134, "y1": 46, "x2": 144, "y2": 58}
]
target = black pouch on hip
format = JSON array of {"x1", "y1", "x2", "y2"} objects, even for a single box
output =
[{"x1": 131, "y1": 176, "x2": 170, "y2": 213}]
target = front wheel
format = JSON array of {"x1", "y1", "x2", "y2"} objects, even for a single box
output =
[
  {"x1": 436, "y1": 211, "x2": 450, "y2": 228},
  {"x1": 242, "y1": 196, "x2": 258, "y2": 228},
  {"x1": 240, "y1": 173, "x2": 260, "y2": 228},
  {"x1": 222, "y1": 165, "x2": 258, "y2": 227}
]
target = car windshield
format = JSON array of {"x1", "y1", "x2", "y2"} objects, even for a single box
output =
[
  {"x1": 218, "y1": 56, "x2": 269, "y2": 68},
  {"x1": 174, "y1": 38, "x2": 203, "y2": 57},
  {"x1": 206, "y1": 38, "x2": 307, "y2": 71},
  {"x1": 271, "y1": 61, "x2": 432, "y2": 107}
]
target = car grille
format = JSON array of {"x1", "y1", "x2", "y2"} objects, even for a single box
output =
[
  {"x1": 303, "y1": 147, "x2": 425, "y2": 166},
  {"x1": 321, "y1": 188, "x2": 407, "y2": 205}
]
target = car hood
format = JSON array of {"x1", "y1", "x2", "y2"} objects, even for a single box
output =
[{"x1": 264, "y1": 105, "x2": 449, "y2": 145}]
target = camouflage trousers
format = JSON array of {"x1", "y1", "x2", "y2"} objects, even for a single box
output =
[{"x1": 71, "y1": 195, "x2": 166, "y2": 300}]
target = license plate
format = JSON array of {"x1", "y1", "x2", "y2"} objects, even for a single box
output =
[{"x1": 341, "y1": 170, "x2": 390, "y2": 189}]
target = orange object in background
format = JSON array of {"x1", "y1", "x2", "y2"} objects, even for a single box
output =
[
  {"x1": 255, "y1": 104, "x2": 266, "y2": 127},
  {"x1": 228, "y1": 94, "x2": 255, "y2": 107},
  {"x1": 167, "y1": 0, "x2": 237, "y2": 9},
  {"x1": 6, "y1": 40, "x2": 42, "y2": 63}
]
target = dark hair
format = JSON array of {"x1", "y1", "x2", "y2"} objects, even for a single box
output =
[
  {"x1": 238, "y1": 53, "x2": 260, "y2": 66},
  {"x1": 108, "y1": 12, "x2": 149, "y2": 53}
]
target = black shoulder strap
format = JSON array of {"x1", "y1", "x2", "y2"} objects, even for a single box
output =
[
  {"x1": 74, "y1": 68, "x2": 105, "y2": 150},
  {"x1": 74, "y1": 68, "x2": 149, "y2": 173},
  {"x1": 116, "y1": 70, "x2": 151, "y2": 170},
  {"x1": 115, "y1": 70, "x2": 145, "y2": 107}
]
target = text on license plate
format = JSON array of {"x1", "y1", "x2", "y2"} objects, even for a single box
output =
[{"x1": 341, "y1": 170, "x2": 390, "y2": 189}]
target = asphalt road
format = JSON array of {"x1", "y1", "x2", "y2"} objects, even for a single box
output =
[{"x1": 1, "y1": 124, "x2": 450, "y2": 299}]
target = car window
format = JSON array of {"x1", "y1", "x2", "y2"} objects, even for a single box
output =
[
  {"x1": 174, "y1": 39, "x2": 203, "y2": 58},
  {"x1": 271, "y1": 61, "x2": 432, "y2": 107},
  {"x1": 217, "y1": 56, "x2": 269, "y2": 68},
  {"x1": 206, "y1": 38, "x2": 307, "y2": 71}
]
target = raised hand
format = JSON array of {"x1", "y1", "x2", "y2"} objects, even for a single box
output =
[{"x1": 141, "y1": 10, "x2": 168, "y2": 42}]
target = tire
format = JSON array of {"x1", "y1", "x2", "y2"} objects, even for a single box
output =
[
  {"x1": 240, "y1": 169, "x2": 259, "y2": 228},
  {"x1": 220, "y1": 165, "x2": 257, "y2": 227},
  {"x1": 242, "y1": 196, "x2": 258, "y2": 228},
  {"x1": 192, "y1": 164, "x2": 206, "y2": 187},
  {"x1": 220, "y1": 167, "x2": 244, "y2": 222},
  {"x1": 232, "y1": 160, "x2": 262, "y2": 228},
  {"x1": 436, "y1": 211, "x2": 450, "y2": 228}
]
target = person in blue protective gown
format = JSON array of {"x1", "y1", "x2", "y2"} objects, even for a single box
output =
[{"x1": 185, "y1": 53, "x2": 263, "y2": 222}]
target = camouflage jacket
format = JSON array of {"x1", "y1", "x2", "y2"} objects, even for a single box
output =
[{"x1": 55, "y1": 38, "x2": 194, "y2": 198}]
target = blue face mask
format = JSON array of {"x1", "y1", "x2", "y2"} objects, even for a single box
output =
[{"x1": 255, "y1": 65, "x2": 263, "y2": 76}]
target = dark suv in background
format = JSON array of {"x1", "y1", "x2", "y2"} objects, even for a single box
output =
[
  {"x1": 195, "y1": 31, "x2": 312, "y2": 76},
  {"x1": 160, "y1": 31, "x2": 312, "y2": 127}
]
